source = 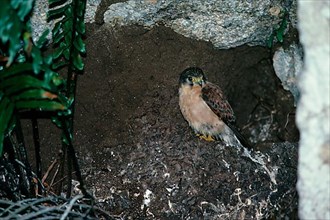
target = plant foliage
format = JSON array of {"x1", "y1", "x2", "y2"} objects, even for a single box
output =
[
  {"x1": 47, "y1": 0, "x2": 87, "y2": 197},
  {"x1": 0, "y1": 64, "x2": 70, "y2": 155},
  {"x1": 267, "y1": 9, "x2": 288, "y2": 48},
  {"x1": 0, "y1": 0, "x2": 87, "y2": 198},
  {"x1": 0, "y1": 0, "x2": 70, "y2": 156}
]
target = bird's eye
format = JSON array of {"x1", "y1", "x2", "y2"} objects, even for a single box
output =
[{"x1": 188, "y1": 76, "x2": 192, "y2": 81}]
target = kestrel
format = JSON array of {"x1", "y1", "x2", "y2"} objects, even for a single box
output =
[{"x1": 179, "y1": 67, "x2": 250, "y2": 148}]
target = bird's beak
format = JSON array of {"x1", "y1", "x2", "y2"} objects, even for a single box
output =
[{"x1": 192, "y1": 76, "x2": 204, "y2": 87}]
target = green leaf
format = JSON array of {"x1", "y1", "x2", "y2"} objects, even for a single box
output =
[
  {"x1": 61, "y1": 133, "x2": 69, "y2": 145},
  {"x1": 18, "y1": 0, "x2": 34, "y2": 21},
  {"x1": 48, "y1": 5, "x2": 68, "y2": 20},
  {"x1": 75, "y1": 19, "x2": 85, "y2": 35},
  {"x1": 276, "y1": 18, "x2": 287, "y2": 43},
  {"x1": 63, "y1": 48, "x2": 70, "y2": 60},
  {"x1": 72, "y1": 52, "x2": 84, "y2": 71},
  {"x1": 0, "y1": 4, "x2": 24, "y2": 66},
  {"x1": 53, "y1": 31, "x2": 64, "y2": 44},
  {"x1": 0, "y1": 75, "x2": 53, "y2": 95},
  {"x1": 57, "y1": 108, "x2": 72, "y2": 116},
  {"x1": 64, "y1": 31, "x2": 72, "y2": 45},
  {"x1": 267, "y1": 34, "x2": 274, "y2": 48},
  {"x1": 7, "y1": 27, "x2": 22, "y2": 66},
  {"x1": 50, "y1": 73, "x2": 66, "y2": 87},
  {"x1": 51, "y1": 116, "x2": 63, "y2": 128},
  {"x1": 43, "y1": 68, "x2": 58, "y2": 84},
  {"x1": 10, "y1": 0, "x2": 20, "y2": 9},
  {"x1": 13, "y1": 89, "x2": 58, "y2": 101},
  {"x1": 11, "y1": 0, "x2": 34, "y2": 20},
  {"x1": 0, "y1": 63, "x2": 33, "y2": 79},
  {"x1": 16, "y1": 56, "x2": 26, "y2": 63},
  {"x1": 76, "y1": 2, "x2": 86, "y2": 17},
  {"x1": 44, "y1": 54, "x2": 53, "y2": 66},
  {"x1": 0, "y1": 3, "x2": 11, "y2": 39},
  {"x1": 73, "y1": 34, "x2": 85, "y2": 54},
  {"x1": 52, "y1": 21, "x2": 62, "y2": 37},
  {"x1": 15, "y1": 100, "x2": 66, "y2": 111},
  {"x1": 52, "y1": 60, "x2": 68, "y2": 70},
  {"x1": 31, "y1": 47, "x2": 43, "y2": 74},
  {"x1": 52, "y1": 45, "x2": 66, "y2": 60},
  {"x1": 16, "y1": 53, "x2": 26, "y2": 63},
  {"x1": 64, "y1": 5, "x2": 73, "y2": 18},
  {"x1": 276, "y1": 31, "x2": 283, "y2": 43},
  {"x1": 63, "y1": 19, "x2": 73, "y2": 32},
  {"x1": 36, "y1": 29, "x2": 50, "y2": 48}
]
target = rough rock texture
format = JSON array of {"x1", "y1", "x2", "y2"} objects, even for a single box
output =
[
  {"x1": 85, "y1": 0, "x2": 102, "y2": 23},
  {"x1": 103, "y1": 0, "x2": 297, "y2": 49},
  {"x1": 273, "y1": 43, "x2": 303, "y2": 105},
  {"x1": 31, "y1": 0, "x2": 101, "y2": 41},
  {"x1": 31, "y1": 0, "x2": 50, "y2": 41},
  {"x1": 296, "y1": 1, "x2": 330, "y2": 219}
]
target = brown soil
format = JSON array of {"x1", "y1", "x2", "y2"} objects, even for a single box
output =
[
  {"x1": 19, "y1": 24, "x2": 299, "y2": 219},
  {"x1": 74, "y1": 24, "x2": 298, "y2": 219}
]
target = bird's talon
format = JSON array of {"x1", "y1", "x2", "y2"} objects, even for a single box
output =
[{"x1": 197, "y1": 134, "x2": 215, "y2": 142}]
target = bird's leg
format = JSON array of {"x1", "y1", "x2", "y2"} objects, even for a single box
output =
[{"x1": 196, "y1": 133, "x2": 215, "y2": 142}]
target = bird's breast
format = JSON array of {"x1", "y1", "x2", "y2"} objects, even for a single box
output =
[{"x1": 179, "y1": 85, "x2": 224, "y2": 134}]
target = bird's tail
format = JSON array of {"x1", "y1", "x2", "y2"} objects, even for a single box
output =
[{"x1": 215, "y1": 124, "x2": 252, "y2": 149}]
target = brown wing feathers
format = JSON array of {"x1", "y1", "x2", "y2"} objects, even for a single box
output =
[
  {"x1": 201, "y1": 82, "x2": 251, "y2": 148},
  {"x1": 201, "y1": 82, "x2": 235, "y2": 124}
]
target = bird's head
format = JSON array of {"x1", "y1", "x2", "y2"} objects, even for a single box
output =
[{"x1": 179, "y1": 67, "x2": 207, "y2": 87}]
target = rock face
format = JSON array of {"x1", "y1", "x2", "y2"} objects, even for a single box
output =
[
  {"x1": 31, "y1": 0, "x2": 50, "y2": 41},
  {"x1": 103, "y1": 0, "x2": 297, "y2": 49},
  {"x1": 273, "y1": 43, "x2": 303, "y2": 105},
  {"x1": 31, "y1": 0, "x2": 101, "y2": 41},
  {"x1": 296, "y1": 1, "x2": 330, "y2": 219}
]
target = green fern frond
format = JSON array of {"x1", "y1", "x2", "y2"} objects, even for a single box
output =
[
  {"x1": 48, "y1": 0, "x2": 87, "y2": 73},
  {"x1": 0, "y1": 0, "x2": 34, "y2": 66},
  {"x1": 0, "y1": 0, "x2": 88, "y2": 197},
  {"x1": 267, "y1": 9, "x2": 288, "y2": 48},
  {"x1": 0, "y1": 63, "x2": 69, "y2": 155}
]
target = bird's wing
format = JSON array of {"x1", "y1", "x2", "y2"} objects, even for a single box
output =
[
  {"x1": 201, "y1": 82, "x2": 236, "y2": 124},
  {"x1": 202, "y1": 82, "x2": 252, "y2": 149}
]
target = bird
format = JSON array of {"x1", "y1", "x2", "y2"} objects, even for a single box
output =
[{"x1": 178, "y1": 67, "x2": 250, "y2": 148}]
